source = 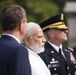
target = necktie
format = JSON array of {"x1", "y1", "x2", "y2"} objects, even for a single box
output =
[
  {"x1": 59, "y1": 48, "x2": 65, "y2": 58},
  {"x1": 59, "y1": 48, "x2": 66, "y2": 60},
  {"x1": 59, "y1": 48, "x2": 62, "y2": 54}
]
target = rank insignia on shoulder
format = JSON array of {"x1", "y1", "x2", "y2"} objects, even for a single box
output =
[{"x1": 68, "y1": 47, "x2": 74, "y2": 52}]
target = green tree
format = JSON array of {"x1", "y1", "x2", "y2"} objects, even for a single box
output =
[
  {"x1": 0, "y1": 0, "x2": 59, "y2": 34},
  {"x1": 12, "y1": 0, "x2": 59, "y2": 23}
]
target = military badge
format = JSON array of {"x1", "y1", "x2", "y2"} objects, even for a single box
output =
[
  {"x1": 70, "y1": 53, "x2": 75, "y2": 61},
  {"x1": 61, "y1": 13, "x2": 64, "y2": 21},
  {"x1": 68, "y1": 47, "x2": 74, "y2": 51},
  {"x1": 49, "y1": 58, "x2": 59, "y2": 68}
]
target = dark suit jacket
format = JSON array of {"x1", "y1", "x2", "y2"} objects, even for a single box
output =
[
  {"x1": 0, "y1": 35, "x2": 31, "y2": 75},
  {"x1": 39, "y1": 42, "x2": 76, "y2": 75}
]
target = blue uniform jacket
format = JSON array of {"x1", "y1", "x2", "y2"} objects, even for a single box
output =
[{"x1": 39, "y1": 42, "x2": 76, "y2": 75}]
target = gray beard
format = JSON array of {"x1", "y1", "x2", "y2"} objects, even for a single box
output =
[{"x1": 29, "y1": 40, "x2": 45, "y2": 53}]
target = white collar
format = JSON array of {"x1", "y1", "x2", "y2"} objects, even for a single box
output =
[
  {"x1": 48, "y1": 41, "x2": 62, "y2": 52},
  {"x1": 2, "y1": 33, "x2": 20, "y2": 43},
  {"x1": 26, "y1": 47, "x2": 38, "y2": 56}
]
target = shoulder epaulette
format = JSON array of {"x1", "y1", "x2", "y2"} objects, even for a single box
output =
[{"x1": 68, "y1": 47, "x2": 74, "y2": 52}]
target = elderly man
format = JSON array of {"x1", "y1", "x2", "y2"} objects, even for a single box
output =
[{"x1": 23, "y1": 22, "x2": 51, "y2": 75}]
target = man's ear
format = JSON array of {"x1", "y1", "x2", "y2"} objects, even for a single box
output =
[
  {"x1": 24, "y1": 36, "x2": 31, "y2": 46},
  {"x1": 18, "y1": 21, "x2": 23, "y2": 31},
  {"x1": 27, "y1": 36, "x2": 31, "y2": 42}
]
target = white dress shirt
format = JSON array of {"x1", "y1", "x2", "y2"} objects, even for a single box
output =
[
  {"x1": 27, "y1": 48, "x2": 51, "y2": 75},
  {"x1": 48, "y1": 41, "x2": 66, "y2": 59}
]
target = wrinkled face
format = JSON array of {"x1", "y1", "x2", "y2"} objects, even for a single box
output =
[
  {"x1": 30, "y1": 28, "x2": 46, "y2": 53},
  {"x1": 52, "y1": 29, "x2": 68, "y2": 42}
]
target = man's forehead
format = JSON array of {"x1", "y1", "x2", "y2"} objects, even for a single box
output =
[{"x1": 33, "y1": 28, "x2": 43, "y2": 36}]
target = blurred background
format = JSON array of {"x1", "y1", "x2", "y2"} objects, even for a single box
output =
[
  {"x1": 0, "y1": 0, "x2": 75, "y2": 24},
  {"x1": 0, "y1": 0, "x2": 76, "y2": 52}
]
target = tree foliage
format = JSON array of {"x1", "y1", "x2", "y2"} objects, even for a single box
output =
[
  {"x1": 0, "y1": 0, "x2": 59, "y2": 23},
  {"x1": 0, "y1": 0, "x2": 70, "y2": 46}
]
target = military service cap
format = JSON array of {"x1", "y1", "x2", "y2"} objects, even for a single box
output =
[{"x1": 40, "y1": 13, "x2": 68, "y2": 32}]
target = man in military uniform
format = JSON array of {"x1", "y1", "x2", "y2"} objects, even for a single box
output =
[{"x1": 39, "y1": 13, "x2": 76, "y2": 75}]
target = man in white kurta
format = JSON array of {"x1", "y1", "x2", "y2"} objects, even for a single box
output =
[
  {"x1": 27, "y1": 48, "x2": 50, "y2": 75},
  {"x1": 23, "y1": 22, "x2": 51, "y2": 75}
]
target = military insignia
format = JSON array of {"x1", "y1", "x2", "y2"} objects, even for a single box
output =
[
  {"x1": 70, "y1": 53, "x2": 75, "y2": 61},
  {"x1": 47, "y1": 64, "x2": 51, "y2": 69},
  {"x1": 54, "y1": 68, "x2": 57, "y2": 70},
  {"x1": 51, "y1": 58, "x2": 55, "y2": 62},
  {"x1": 68, "y1": 47, "x2": 74, "y2": 51},
  {"x1": 50, "y1": 58, "x2": 58, "y2": 64},
  {"x1": 61, "y1": 13, "x2": 64, "y2": 21},
  {"x1": 50, "y1": 58, "x2": 59, "y2": 68},
  {"x1": 51, "y1": 51, "x2": 54, "y2": 53}
]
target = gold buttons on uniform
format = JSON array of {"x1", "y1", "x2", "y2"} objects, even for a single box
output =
[
  {"x1": 54, "y1": 74, "x2": 58, "y2": 75},
  {"x1": 54, "y1": 68, "x2": 57, "y2": 70},
  {"x1": 67, "y1": 67, "x2": 69, "y2": 69},
  {"x1": 68, "y1": 73, "x2": 70, "y2": 75}
]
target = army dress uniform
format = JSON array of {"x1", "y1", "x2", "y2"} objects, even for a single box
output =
[
  {"x1": 39, "y1": 42, "x2": 76, "y2": 75},
  {"x1": 39, "y1": 13, "x2": 76, "y2": 75}
]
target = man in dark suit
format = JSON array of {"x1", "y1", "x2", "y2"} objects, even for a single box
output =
[
  {"x1": 39, "y1": 13, "x2": 76, "y2": 75},
  {"x1": 0, "y1": 5, "x2": 31, "y2": 75}
]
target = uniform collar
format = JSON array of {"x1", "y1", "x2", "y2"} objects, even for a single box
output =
[{"x1": 48, "y1": 41, "x2": 62, "y2": 52}]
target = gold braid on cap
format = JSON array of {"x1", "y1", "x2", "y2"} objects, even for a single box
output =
[{"x1": 42, "y1": 21, "x2": 68, "y2": 31}]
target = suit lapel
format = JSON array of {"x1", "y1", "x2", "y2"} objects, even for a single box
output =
[{"x1": 63, "y1": 48, "x2": 71, "y2": 65}]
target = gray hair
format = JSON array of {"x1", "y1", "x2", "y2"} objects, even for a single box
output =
[{"x1": 26, "y1": 22, "x2": 41, "y2": 36}]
